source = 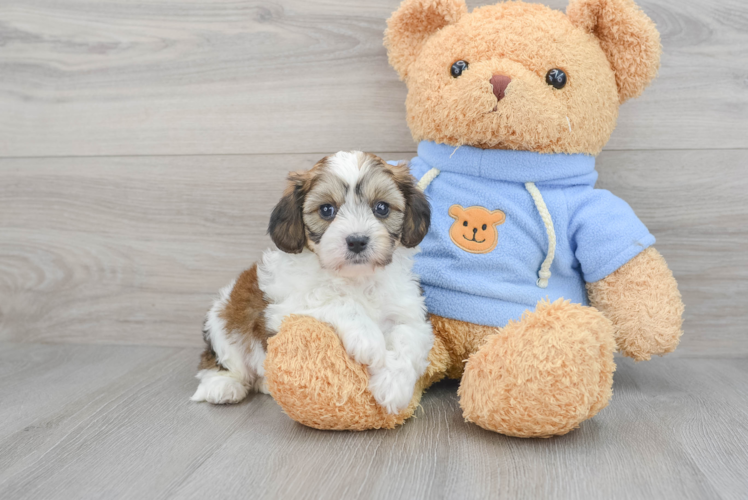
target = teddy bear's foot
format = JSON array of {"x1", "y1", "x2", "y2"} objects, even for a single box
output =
[
  {"x1": 264, "y1": 315, "x2": 449, "y2": 430},
  {"x1": 459, "y1": 299, "x2": 616, "y2": 438}
]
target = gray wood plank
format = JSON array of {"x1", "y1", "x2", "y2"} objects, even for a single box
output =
[
  {"x1": 0, "y1": 343, "x2": 186, "y2": 481},
  {"x1": 0, "y1": 0, "x2": 746, "y2": 157},
  {"x1": 630, "y1": 358, "x2": 748, "y2": 500},
  {"x1": 1, "y1": 150, "x2": 746, "y2": 354},
  {"x1": 0, "y1": 343, "x2": 277, "y2": 500},
  {"x1": 0, "y1": 343, "x2": 178, "y2": 441},
  {"x1": 0, "y1": 343, "x2": 746, "y2": 500}
]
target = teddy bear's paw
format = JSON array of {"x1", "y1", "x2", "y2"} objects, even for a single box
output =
[
  {"x1": 587, "y1": 247, "x2": 684, "y2": 362},
  {"x1": 264, "y1": 315, "x2": 419, "y2": 430},
  {"x1": 458, "y1": 299, "x2": 616, "y2": 438}
]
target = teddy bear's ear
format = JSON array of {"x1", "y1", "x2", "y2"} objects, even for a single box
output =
[
  {"x1": 385, "y1": 0, "x2": 468, "y2": 80},
  {"x1": 567, "y1": 0, "x2": 661, "y2": 103}
]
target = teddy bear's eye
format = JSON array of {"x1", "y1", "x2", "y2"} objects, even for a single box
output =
[
  {"x1": 451, "y1": 60, "x2": 469, "y2": 78},
  {"x1": 463, "y1": 220, "x2": 468, "y2": 227},
  {"x1": 546, "y1": 69, "x2": 567, "y2": 89},
  {"x1": 482, "y1": 224, "x2": 487, "y2": 230}
]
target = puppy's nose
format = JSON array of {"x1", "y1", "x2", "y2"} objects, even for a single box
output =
[
  {"x1": 490, "y1": 74, "x2": 512, "y2": 101},
  {"x1": 346, "y1": 234, "x2": 369, "y2": 254}
]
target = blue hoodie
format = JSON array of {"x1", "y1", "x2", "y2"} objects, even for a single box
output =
[{"x1": 399, "y1": 141, "x2": 654, "y2": 328}]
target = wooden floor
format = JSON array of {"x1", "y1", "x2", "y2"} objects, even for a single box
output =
[
  {"x1": 0, "y1": 343, "x2": 745, "y2": 500},
  {"x1": 2, "y1": 0, "x2": 748, "y2": 498}
]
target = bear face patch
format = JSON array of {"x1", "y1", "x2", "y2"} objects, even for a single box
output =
[{"x1": 448, "y1": 205, "x2": 506, "y2": 254}]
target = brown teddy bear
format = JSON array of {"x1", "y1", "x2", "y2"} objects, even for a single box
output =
[{"x1": 263, "y1": 0, "x2": 684, "y2": 437}]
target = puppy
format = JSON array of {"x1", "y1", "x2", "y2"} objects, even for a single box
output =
[{"x1": 191, "y1": 151, "x2": 433, "y2": 414}]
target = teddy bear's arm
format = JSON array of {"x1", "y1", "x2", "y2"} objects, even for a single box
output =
[{"x1": 586, "y1": 247, "x2": 684, "y2": 361}]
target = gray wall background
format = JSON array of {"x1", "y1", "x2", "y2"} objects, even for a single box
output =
[{"x1": 1, "y1": 0, "x2": 746, "y2": 355}]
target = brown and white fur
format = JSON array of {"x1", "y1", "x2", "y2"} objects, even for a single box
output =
[{"x1": 191, "y1": 151, "x2": 433, "y2": 414}]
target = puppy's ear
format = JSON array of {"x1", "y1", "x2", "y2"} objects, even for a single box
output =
[
  {"x1": 385, "y1": 0, "x2": 468, "y2": 81},
  {"x1": 567, "y1": 0, "x2": 661, "y2": 103},
  {"x1": 268, "y1": 172, "x2": 309, "y2": 254},
  {"x1": 403, "y1": 187, "x2": 431, "y2": 248},
  {"x1": 389, "y1": 162, "x2": 431, "y2": 248}
]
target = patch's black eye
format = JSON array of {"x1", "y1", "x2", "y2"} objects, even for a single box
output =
[
  {"x1": 462, "y1": 220, "x2": 468, "y2": 227},
  {"x1": 546, "y1": 69, "x2": 567, "y2": 89},
  {"x1": 374, "y1": 201, "x2": 390, "y2": 218},
  {"x1": 319, "y1": 204, "x2": 336, "y2": 220},
  {"x1": 482, "y1": 224, "x2": 487, "y2": 230},
  {"x1": 451, "y1": 60, "x2": 469, "y2": 78}
]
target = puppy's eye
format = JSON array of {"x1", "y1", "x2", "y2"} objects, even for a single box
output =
[
  {"x1": 482, "y1": 224, "x2": 487, "y2": 230},
  {"x1": 451, "y1": 60, "x2": 469, "y2": 78},
  {"x1": 319, "y1": 204, "x2": 336, "y2": 220},
  {"x1": 546, "y1": 69, "x2": 567, "y2": 89},
  {"x1": 373, "y1": 201, "x2": 390, "y2": 218}
]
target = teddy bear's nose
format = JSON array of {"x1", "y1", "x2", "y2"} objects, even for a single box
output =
[{"x1": 490, "y1": 74, "x2": 512, "y2": 101}]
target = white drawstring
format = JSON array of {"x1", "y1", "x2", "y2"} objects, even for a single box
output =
[
  {"x1": 524, "y1": 182, "x2": 556, "y2": 289},
  {"x1": 416, "y1": 168, "x2": 440, "y2": 191}
]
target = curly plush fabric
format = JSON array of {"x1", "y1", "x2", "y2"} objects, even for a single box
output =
[
  {"x1": 266, "y1": 303, "x2": 616, "y2": 436},
  {"x1": 567, "y1": 0, "x2": 662, "y2": 103},
  {"x1": 265, "y1": 315, "x2": 449, "y2": 430},
  {"x1": 385, "y1": 0, "x2": 661, "y2": 154},
  {"x1": 386, "y1": 0, "x2": 468, "y2": 80},
  {"x1": 429, "y1": 314, "x2": 496, "y2": 379},
  {"x1": 458, "y1": 298, "x2": 616, "y2": 438},
  {"x1": 587, "y1": 248, "x2": 684, "y2": 361}
]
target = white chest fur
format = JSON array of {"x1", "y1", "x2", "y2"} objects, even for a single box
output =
[
  {"x1": 256, "y1": 246, "x2": 433, "y2": 414},
  {"x1": 257, "y1": 247, "x2": 426, "y2": 337}
]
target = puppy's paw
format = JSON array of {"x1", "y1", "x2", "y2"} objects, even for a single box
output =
[
  {"x1": 367, "y1": 356, "x2": 418, "y2": 414},
  {"x1": 255, "y1": 376, "x2": 271, "y2": 395},
  {"x1": 191, "y1": 371, "x2": 248, "y2": 405},
  {"x1": 342, "y1": 330, "x2": 386, "y2": 369}
]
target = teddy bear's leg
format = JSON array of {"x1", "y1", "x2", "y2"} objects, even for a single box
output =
[
  {"x1": 264, "y1": 315, "x2": 450, "y2": 431},
  {"x1": 458, "y1": 299, "x2": 616, "y2": 438},
  {"x1": 429, "y1": 314, "x2": 498, "y2": 379},
  {"x1": 587, "y1": 247, "x2": 684, "y2": 361}
]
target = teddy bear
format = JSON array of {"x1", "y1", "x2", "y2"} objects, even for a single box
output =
[{"x1": 262, "y1": 0, "x2": 684, "y2": 437}]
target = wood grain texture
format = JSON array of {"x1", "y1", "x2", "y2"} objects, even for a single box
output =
[
  {"x1": 1, "y1": 0, "x2": 745, "y2": 496},
  {"x1": 0, "y1": 343, "x2": 746, "y2": 500},
  {"x1": 0, "y1": 0, "x2": 746, "y2": 157},
  {"x1": 1, "y1": 150, "x2": 746, "y2": 354}
]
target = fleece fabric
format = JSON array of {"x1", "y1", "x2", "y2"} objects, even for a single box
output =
[{"x1": 400, "y1": 140, "x2": 654, "y2": 328}]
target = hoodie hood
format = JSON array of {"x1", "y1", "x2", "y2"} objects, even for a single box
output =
[{"x1": 416, "y1": 141, "x2": 598, "y2": 186}]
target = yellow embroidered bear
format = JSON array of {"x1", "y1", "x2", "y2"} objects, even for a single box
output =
[{"x1": 448, "y1": 205, "x2": 505, "y2": 254}]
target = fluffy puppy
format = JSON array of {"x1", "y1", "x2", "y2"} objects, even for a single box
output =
[{"x1": 191, "y1": 151, "x2": 433, "y2": 414}]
